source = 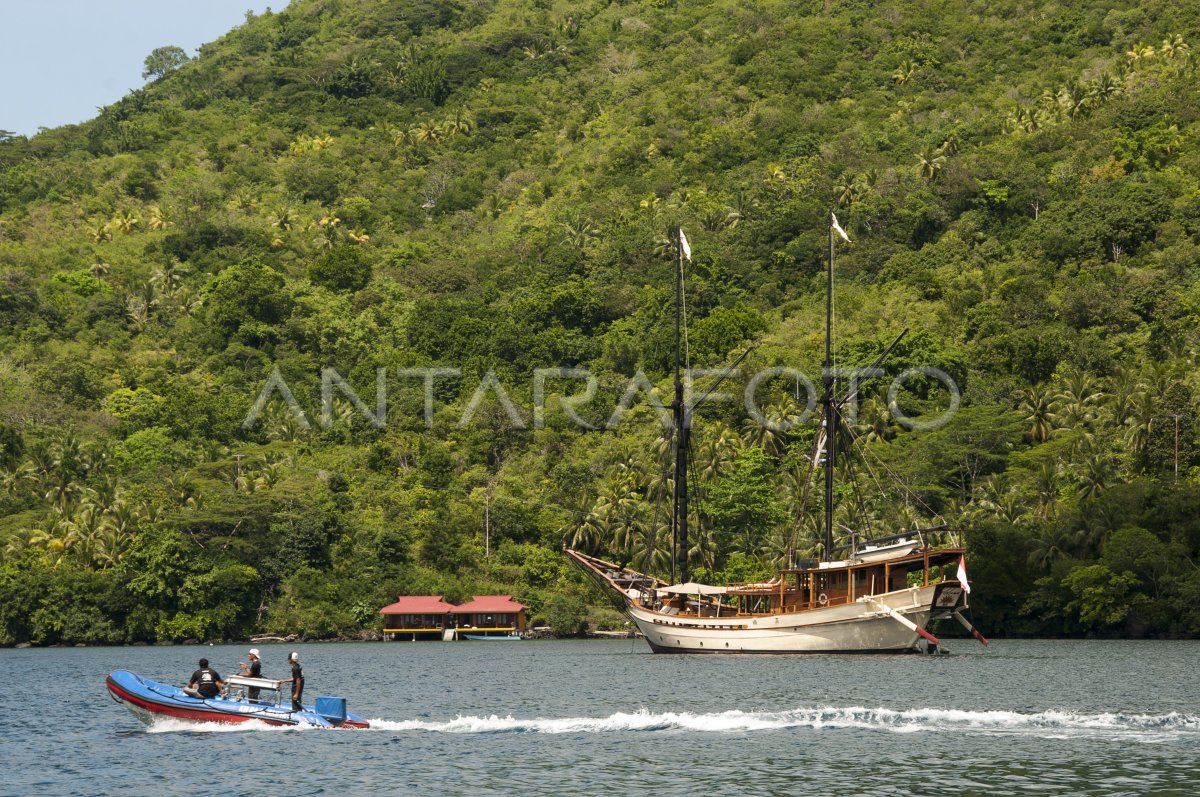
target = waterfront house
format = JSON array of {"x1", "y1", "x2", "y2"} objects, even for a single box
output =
[
  {"x1": 379, "y1": 596, "x2": 457, "y2": 640},
  {"x1": 451, "y1": 596, "x2": 527, "y2": 637},
  {"x1": 379, "y1": 595, "x2": 527, "y2": 640}
]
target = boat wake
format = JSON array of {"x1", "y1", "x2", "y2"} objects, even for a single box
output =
[
  {"x1": 144, "y1": 717, "x2": 306, "y2": 734},
  {"x1": 364, "y1": 706, "x2": 1200, "y2": 740}
]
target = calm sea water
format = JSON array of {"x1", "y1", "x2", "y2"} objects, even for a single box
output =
[{"x1": 1, "y1": 638, "x2": 1197, "y2": 796}]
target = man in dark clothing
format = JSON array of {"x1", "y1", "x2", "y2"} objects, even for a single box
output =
[
  {"x1": 282, "y1": 651, "x2": 304, "y2": 711},
  {"x1": 237, "y1": 648, "x2": 262, "y2": 700},
  {"x1": 187, "y1": 658, "x2": 226, "y2": 699}
]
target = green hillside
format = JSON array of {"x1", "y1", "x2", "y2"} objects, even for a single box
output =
[{"x1": 2, "y1": 0, "x2": 1200, "y2": 644}]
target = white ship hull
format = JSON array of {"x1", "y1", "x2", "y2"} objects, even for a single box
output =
[{"x1": 629, "y1": 585, "x2": 939, "y2": 654}]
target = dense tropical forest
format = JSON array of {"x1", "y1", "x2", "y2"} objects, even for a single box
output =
[{"x1": 2, "y1": 0, "x2": 1200, "y2": 646}]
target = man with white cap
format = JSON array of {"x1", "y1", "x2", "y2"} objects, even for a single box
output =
[
  {"x1": 238, "y1": 648, "x2": 263, "y2": 701},
  {"x1": 282, "y1": 651, "x2": 304, "y2": 711}
]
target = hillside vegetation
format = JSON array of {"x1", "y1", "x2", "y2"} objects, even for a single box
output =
[{"x1": 2, "y1": 0, "x2": 1200, "y2": 644}]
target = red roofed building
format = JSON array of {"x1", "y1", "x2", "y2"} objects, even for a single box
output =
[
  {"x1": 379, "y1": 596, "x2": 457, "y2": 640},
  {"x1": 379, "y1": 595, "x2": 527, "y2": 641},
  {"x1": 452, "y1": 596, "x2": 527, "y2": 636}
]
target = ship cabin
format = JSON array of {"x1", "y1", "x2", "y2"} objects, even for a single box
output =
[{"x1": 720, "y1": 545, "x2": 966, "y2": 617}]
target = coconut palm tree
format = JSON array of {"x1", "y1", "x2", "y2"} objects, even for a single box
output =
[
  {"x1": 892, "y1": 61, "x2": 917, "y2": 85},
  {"x1": 147, "y1": 205, "x2": 170, "y2": 231},
  {"x1": 915, "y1": 145, "x2": 946, "y2": 182},
  {"x1": 1017, "y1": 383, "x2": 1057, "y2": 443},
  {"x1": 1027, "y1": 526, "x2": 1072, "y2": 571},
  {"x1": 1031, "y1": 462, "x2": 1062, "y2": 520},
  {"x1": 1056, "y1": 82, "x2": 1089, "y2": 118},
  {"x1": 1052, "y1": 371, "x2": 1105, "y2": 431},
  {"x1": 110, "y1": 210, "x2": 140, "y2": 235},
  {"x1": 150, "y1": 258, "x2": 188, "y2": 299},
  {"x1": 1076, "y1": 450, "x2": 1117, "y2": 501},
  {"x1": 1124, "y1": 391, "x2": 1156, "y2": 455},
  {"x1": 1103, "y1": 367, "x2": 1144, "y2": 427},
  {"x1": 1089, "y1": 72, "x2": 1122, "y2": 105},
  {"x1": 1160, "y1": 34, "x2": 1189, "y2": 60},
  {"x1": 89, "y1": 255, "x2": 111, "y2": 278},
  {"x1": 268, "y1": 205, "x2": 297, "y2": 231},
  {"x1": 446, "y1": 108, "x2": 473, "y2": 136},
  {"x1": 561, "y1": 216, "x2": 600, "y2": 251}
]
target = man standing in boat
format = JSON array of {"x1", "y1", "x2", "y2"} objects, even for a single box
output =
[
  {"x1": 237, "y1": 648, "x2": 262, "y2": 701},
  {"x1": 187, "y1": 658, "x2": 226, "y2": 699},
  {"x1": 282, "y1": 651, "x2": 304, "y2": 711}
]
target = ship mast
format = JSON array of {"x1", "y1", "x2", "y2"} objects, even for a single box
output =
[
  {"x1": 673, "y1": 227, "x2": 691, "y2": 583},
  {"x1": 823, "y1": 212, "x2": 836, "y2": 561}
]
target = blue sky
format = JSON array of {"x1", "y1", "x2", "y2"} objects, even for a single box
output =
[{"x1": 0, "y1": 0, "x2": 282, "y2": 137}]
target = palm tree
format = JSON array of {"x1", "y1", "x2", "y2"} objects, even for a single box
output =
[
  {"x1": 1160, "y1": 34, "x2": 1189, "y2": 59},
  {"x1": 1057, "y1": 82, "x2": 1090, "y2": 119},
  {"x1": 1052, "y1": 371, "x2": 1105, "y2": 431},
  {"x1": 1076, "y1": 450, "x2": 1117, "y2": 500},
  {"x1": 1027, "y1": 526, "x2": 1072, "y2": 571},
  {"x1": 88, "y1": 218, "x2": 114, "y2": 243},
  {"x1": 150, "y1": 258, "x2": 188, "y2": 299},
  {"x1": 976, "y1": 488, "x2": 1024, "y2": 523},
  {"x1": 1103, "y1": 367, "x2": 1144, "y2": 427},
  {"x1": 268, "y1": 205, "x2": 297, "y2": 231},
  {"x1": 147, "y1": 205, "x2": 170, "y2": 231},
  {"x1": 1089, "y1": 72, "x2": 1122, "y2": 105},
  {"x1": 89, "y1": 255, "x2": 111, "y2": 278},
  {"x1": 1124, "y1": 391, "x2": 1156, "y2": 455},
  {"x1": 446, "y1": 108, "x2": 473, "y2": 136},
  {"x1": 1031, "y1": 462, "x2": 1061, "y2": 520},
  {"x1": 915, "y1": 145, "x2": 946, "y2": 182},
  {"x1": 126, "y1": 296, "x2": 151, "y2": 330},
  {"x1": 740, "y1": 403, "x2": 798, "y2": 456},
  {"x1": 569, "y1": 509, "x2": 608, "y2": 552},
  {"x1": 561, "y1": 216, "x2": 600, "y2": 251},
  {"x1": 892, "y1": 61, "x2": 917, "y2": 85},
  {"x1": 855, "y1": 397, "x2": 896, "y2": 443},
  {"x1": 1126, "y1": 43, "x2": 1156, "y2": 65},
  {"x1": 835, "y1": 175, "x2": 866, "y2": 208},
  {"x1": 1038, "y1": 88, "x2": 1064, "y2": 122},
  {"x1": 110, "y1": 210, "x2": 140, "y2": 235},
  {"x1": 1017, "y1": 383, "x2": 1057, "y2": 443}
]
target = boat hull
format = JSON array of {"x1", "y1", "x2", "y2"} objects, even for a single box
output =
[
  {"x1": 462, "y1": 634, "x2": 522, "y2": 641},
  {"x1": 105, "y1": 671, "x2": 369, "y2": 728},
  {"x1": 629, "y1": 585, "x2": 942, "y2": 654}
]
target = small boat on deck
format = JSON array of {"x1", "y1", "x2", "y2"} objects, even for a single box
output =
[{"x1": 105, "y1": 671, "x2": 370, "y2": 728}]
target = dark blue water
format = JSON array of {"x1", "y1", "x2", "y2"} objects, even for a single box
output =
[{"x1": 2, "y1": 639, "x2": 1197, "y2": 796}]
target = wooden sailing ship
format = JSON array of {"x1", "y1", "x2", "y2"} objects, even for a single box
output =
[{"x1": 565, "y1": 214, "x2": 988, "y2": 653}]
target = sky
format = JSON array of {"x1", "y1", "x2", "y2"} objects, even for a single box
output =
[{"x1": 0, "y1": 0, "x2": 283, "y2": 137}]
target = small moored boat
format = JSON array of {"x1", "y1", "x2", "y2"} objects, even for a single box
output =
[
  {"x1": 106, "y1": 670, "x2": 370, "y2": 729},
  {"x1": 462, "y1": 634, "x2": 522, "y2": 641}
]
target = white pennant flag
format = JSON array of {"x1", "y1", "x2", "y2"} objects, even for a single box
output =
[
  {"x1": 830, "y1": 213, "x2": 851, "y2": 243},
  {"x1": 679, "y1": 228, "x2": 692, "y2": 261},
  {"x1": 956, "y1": 554, "x2": 971, "y2": 594}
]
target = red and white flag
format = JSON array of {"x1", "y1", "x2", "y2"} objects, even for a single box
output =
[{"x1": 956, "y1": 555, "x2": 971, "y2": 594}]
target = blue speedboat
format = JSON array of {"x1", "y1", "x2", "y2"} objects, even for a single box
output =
[{"x1": 106, "y1": 670, "x2": 370, "y2": 729}]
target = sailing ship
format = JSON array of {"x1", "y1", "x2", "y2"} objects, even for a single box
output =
[{"x1": 565, "y1": 214, "x2": 988, "y2": 653}]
